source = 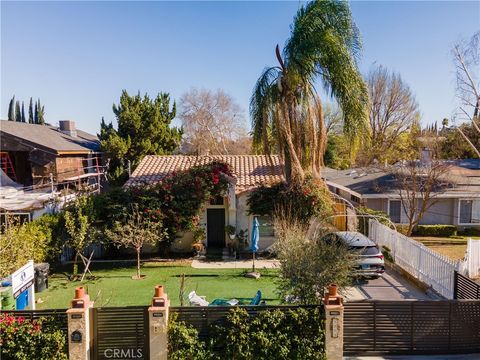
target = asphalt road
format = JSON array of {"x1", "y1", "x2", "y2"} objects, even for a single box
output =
[{"x1": 344, "y1": 268, "x2": 432, "y2": 301}]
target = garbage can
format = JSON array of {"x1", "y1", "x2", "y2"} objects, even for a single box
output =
[
  {"x1": 16, "y1": 289, "x2": 28, "y2": 310},
  {"x1": 0, "y1": 286, "x2": 15, "y2": 310},
  {"x1": 34, "y1": 263, "x2": 49, "y2": 293}
]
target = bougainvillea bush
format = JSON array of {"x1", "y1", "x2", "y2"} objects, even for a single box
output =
[
  {"x1": 0, "y1": 314, "x2": 68, "y2": 360},
  {"x1": 94, "y1": 161, "x2": 233, "y2": 248},
  {"x1": 247, "y1": 176, "x2": 333, "y2": 225}
]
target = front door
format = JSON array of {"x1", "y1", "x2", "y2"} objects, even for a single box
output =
[{"x1": 207, "y1": 209, "x2": 225, "y2": 248}]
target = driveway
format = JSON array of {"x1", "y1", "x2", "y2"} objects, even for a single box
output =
[{"x1": 344, "y1": 268, "x2": 432, "y2": 301}]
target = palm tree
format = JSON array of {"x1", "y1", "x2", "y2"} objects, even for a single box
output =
[{"x1": 250, "y1": 0, "x2": 369, "y2": 182}]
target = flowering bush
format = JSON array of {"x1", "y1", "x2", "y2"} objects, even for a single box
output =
[
  {"x1": 95, "y1": 162, "x2": 233, "y2": 246},
  {"x1": 0, "y1": 313, "x2": 68, "y2": 360}
]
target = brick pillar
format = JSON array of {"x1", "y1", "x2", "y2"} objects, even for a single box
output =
[
  {"x1": 67, "y1": 287, "x2": 93, "y2": 360},
  {"x1": 148, "y1": 285, "x2": 170, "y2": 360},
  {"x1": 323, "y1": 284, "x2": 344, "y2": 360}
]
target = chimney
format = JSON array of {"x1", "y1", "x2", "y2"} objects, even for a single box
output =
[{"x1": 59, "y1": 120, "x2": 77, "y2": 137}]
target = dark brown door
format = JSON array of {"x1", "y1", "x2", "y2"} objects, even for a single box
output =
[{"x1": 207, "y1": 209, "x2": 225, "y2": 248}]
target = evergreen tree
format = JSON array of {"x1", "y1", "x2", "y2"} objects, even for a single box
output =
[
  {"x1": 100, "y1": 90, "x2": 183, "y2": 185},
  {"x1": 21, "y1": 102, "x2": 26, "y2": 122},
  {"x1": 37, "y1": 99, "x2": 45, "y2": 125},
  {"x1": 28, "y1": 98, "x2": 34, "y2": 123},
  {"x1": 34, "y1": 101, "x2": 38, "y2": 124},
  {"x1": 8, "y1": 96, "x2": 15, "y2": 121},
  {"x1": 15, "y1": 101, "x2": 21, "y2": 122}
]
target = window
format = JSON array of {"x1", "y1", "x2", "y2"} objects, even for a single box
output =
[
  {"x1": 389, "y1": 200, "x2": 401, "y2": 223},
  {"x1": 459, "y1": 199, "x2": 480, "y2": 224},
  {"x1": 257, "y1": 216, "x2": 274, "y2": 237}
]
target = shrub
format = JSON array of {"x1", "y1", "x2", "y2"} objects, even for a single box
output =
[
  {"x1": 212, "y1": 307, "x2": 326, "y2": 360},
  {"x1": 0, "y1": 314, "x2": 67, "y2": 360},
  {"x1": 168, "y1": 313, "x2": 211, "y2": 360},
  {"x1": 414, "y1": 225, "x2": 457, "y2": 237},
  {"x1": 274, "y1": 222, "x2": 356, "y2": 304},
  {"x1": 247, "y1": 177, "x2": 333, "y2": 225},
  {"x1": 459, "y1": 227, "x2": 480, "y2": 237},
  {"x1": 356, "y1": 207, "x2": 390, "y2": 236},
  {"x1": 0, "y1": 214, "x2": 62, "y2": 278}
]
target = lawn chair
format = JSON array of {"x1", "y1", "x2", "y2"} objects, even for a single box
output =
[
  {"x1": 210, "y1": 290, "x2": 262, "y2": 306},
  {"x1": 188, "y1": 291, "x2": 209, "y2": 306}
]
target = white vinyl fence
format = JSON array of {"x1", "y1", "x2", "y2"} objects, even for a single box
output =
[
  {"x1": 461, "y1": 239, "x2": 480, "y2": 278},
  {"x1": 368, "y1": 220, "x2": 460, "y2": 299}
]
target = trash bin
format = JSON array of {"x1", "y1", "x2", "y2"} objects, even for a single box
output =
[
  {"x1": 0, "y1": 286, "x2": 15, "y2": 310},
  {"x1": 34, "y1": 263, "x2": 50, "y2": 293}
]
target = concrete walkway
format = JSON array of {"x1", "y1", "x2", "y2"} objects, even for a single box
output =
[
  {"x1": 345, "y1": 355, "x2": 480, "y2": 360},
  {"x1": 191, "y1": 258, "x2": 279, "y2": 269}
]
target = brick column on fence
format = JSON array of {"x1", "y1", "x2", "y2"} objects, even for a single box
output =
[
  {"x1": 148, "y1": 285, "x2": 170, "y2": 360},
  {"x1": 66, "y1": 287, "x2": 94, "y2": 360},
  {"x1": 323, "y1": 284, "x2": 344, "y2": 360}
]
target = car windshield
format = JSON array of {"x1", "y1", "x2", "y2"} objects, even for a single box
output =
[{"x1": 350, "y1": 246, "x2": 379, "y2": 256}]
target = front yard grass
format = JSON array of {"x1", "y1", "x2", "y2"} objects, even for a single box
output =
[
  {"x1": 36, "y1": 261, "x2": 280, "y2": 309},
  {"x1": 413, "y1": 236, "x2": 480, "y2": 261}
]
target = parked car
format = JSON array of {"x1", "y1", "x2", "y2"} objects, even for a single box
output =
[{"x1": 334, "y1": 231, "x2": 385, "y2": 278}]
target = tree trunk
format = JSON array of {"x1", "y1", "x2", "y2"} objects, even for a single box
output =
[
  {"x1": 136, "y1": 248, "x2": 141, "y2": 279},
  {"x1": 73, "y1": 252, "x2": 79, "y2": 278}
]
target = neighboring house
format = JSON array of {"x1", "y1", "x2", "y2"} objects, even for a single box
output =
[
  {"x1": 0, "y1": 120, "x2": 101, "y2": 186},
  {"x1": 323, "y1": 159, "x2": 480, "y2": 230},
  {"x1": 0, "y1": 120, "x2": 103, "y2": 220},
  {"x1": 125, "y1": 155, "x2": 284, "y2": 252}
]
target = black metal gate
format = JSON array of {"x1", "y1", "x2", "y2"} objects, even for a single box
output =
[
  {"x1": 92, "y1": 306, "x2": 149, "y2": 360},
  {"x1": 344, "y1": 300, "x2": 480, "y2": 356}
]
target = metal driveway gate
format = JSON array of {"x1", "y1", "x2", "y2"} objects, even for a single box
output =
[
  {"x1": 344, "y1": 300, "x2": 480, "y2": 356},
  {"x1": 92, "y1": 306, "x2": 149, "y2": 360},
  {"x1": 454, "y1": 271, "x2": 480, "y2": 300}
]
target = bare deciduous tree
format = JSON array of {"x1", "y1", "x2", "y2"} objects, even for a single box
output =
[
  {"x1": 452, "y1": 31, "x2": 480, "y2": 157},
  {"x1": 324, "y1": 102, "x2": 343, "y2": 135},
  {"x1": 391, "y1": 160, "x2": 451, "y2": 236},
  {"x1": 179, "y1": 88, "x2": 249, "y2": 155},
  {"x1": 363, "y1": 65, "x2": 420, "y2": 165},
  {"x1": 106, "y1": 205, "x2": 166, "y2": 279}
]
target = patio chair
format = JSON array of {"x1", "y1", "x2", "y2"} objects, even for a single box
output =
[{"x1": 188, "y1": 291, "x2": 209, "y2": 306}]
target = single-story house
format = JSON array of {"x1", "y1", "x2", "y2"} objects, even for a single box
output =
[
  {"x1": 323, "y1": 159, "x2": 480, "y2": 230},
  {"x1": 125, "y1": 155, "x2": 285, "y2": 252},
  {"x1": 0, "y1": 120, "x2": 101, "y2": 187}
]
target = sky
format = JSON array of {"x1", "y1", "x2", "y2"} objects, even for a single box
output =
[{"x1": 1, "y1": 1, "x2": 479, "y2": 135}]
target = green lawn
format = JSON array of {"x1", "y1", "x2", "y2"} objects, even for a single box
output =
[{"x1": 36, "y1": 261, "x2": 280, "y2": 309}]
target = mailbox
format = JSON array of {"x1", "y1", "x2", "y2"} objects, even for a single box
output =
[{"x1": 71, "y1": 330, "x2": 82, "y2": 343}]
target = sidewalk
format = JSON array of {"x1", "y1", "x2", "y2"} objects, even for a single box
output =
[
  {"x1": 345, "y1": 355, "x2": 480, "y2": 360},
  {"x1": 191, "y1": 258, "x2": 279, "y2": 269}
]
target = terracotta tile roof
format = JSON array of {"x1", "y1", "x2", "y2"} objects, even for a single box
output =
[{"x1": 124, "y1": 155, "x2": 285, "y2": 193}]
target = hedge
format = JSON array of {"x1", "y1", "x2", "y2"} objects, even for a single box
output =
[{"x1": 414, "y1": 225, "x2": 457, "y2": 237}]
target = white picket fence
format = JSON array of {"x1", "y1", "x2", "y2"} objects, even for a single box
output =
[
  {"x1": 461, "y1": 238, "x2": 480, "y2": 278},
  {"x1": 368, "y1": 220, "x2": 460, "y2": 299}
]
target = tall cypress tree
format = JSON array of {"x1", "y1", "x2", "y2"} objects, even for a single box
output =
[
  {"x1": 37, "y1": 99, "x2": 45, "y2": 125},
  {"x1": 21, "y1": 102, "x2": 26, "y2": 122},
  {"x1": 15, "y1": 101, "x2": 21, "y2": 122},
  {"x1": 28, "y1": 98, "x2": 34, "y2": 123},
  {"x1": 8, "y1": 96, "x2": 15, "y2": 121},
  {"x1": 34, "y1": 101, "x2": 38, "y2": 124}
]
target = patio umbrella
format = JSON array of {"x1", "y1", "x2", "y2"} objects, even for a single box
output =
[{"x1": 250, "y1": 217, "x2": 259, "y2": 272}]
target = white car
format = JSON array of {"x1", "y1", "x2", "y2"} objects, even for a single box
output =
[{"x1": 334, "y1": 231, "x2": 385, "y2": 278}]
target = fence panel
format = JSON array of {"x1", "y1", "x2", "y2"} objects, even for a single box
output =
[
  {"x1": 344, "y1": 300, "x2": 480, "y2": 355},
  {"x1": 170, "y1": 305, "x2": 323, "y2": 340},
  {"x1": 369, "y1": 220, "x2": 459, "y2": 299},
  {"x1": 92, "y1": 306, "x2": 149, "y2": 360},
  {"x1": 454, "y1": 271, "x2": 480, "y2": 300}
]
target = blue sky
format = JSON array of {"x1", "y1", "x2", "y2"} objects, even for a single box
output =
[{"x1": 1, "y1": 1, "x2": 479, "y2": 135}]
